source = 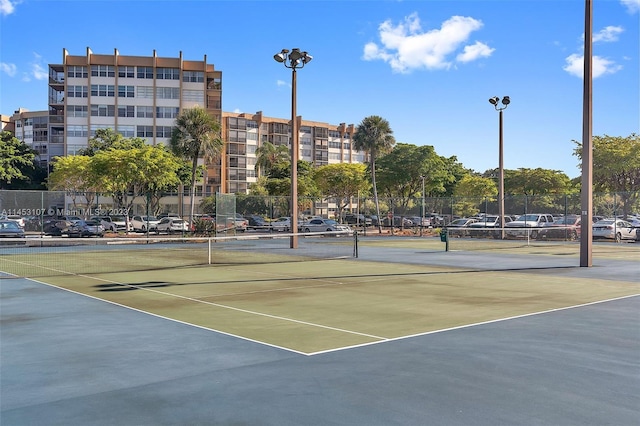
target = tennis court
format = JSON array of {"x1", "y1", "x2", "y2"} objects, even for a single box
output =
[
  {"x1": 2, "y1": 234, "x2": 638, "y2": 355},
  {"x1": 2, "y1": 233, "x2": 639, "y2": 424}
]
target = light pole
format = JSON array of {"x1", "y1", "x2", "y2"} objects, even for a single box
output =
[
  {"x1": 420, "y1": 175, "x2": 426, "y2": 237},
  {"x1": 489, "y1": 96, "x2": 510, "y2": 239},
  {"x1": 580, "y1": 0, "x2": 593, "y2": 267},
  {"x1": 274, "y1": 48, "x2": 312, "y2": 248}
]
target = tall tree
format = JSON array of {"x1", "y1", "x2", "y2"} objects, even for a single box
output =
[
  {"x1": 77, "y1": 128, "x2": 144, "y2": 156},
  {"x1": 90, "y1": 145, "x2": 182, "y2": 220},
  {"x1": 48, "y1": 155, "x2": 98, "y2": 213},
  {"x1": 452, "y1": 174, "x2": 498, "y2": 217},
  {"x1": 352, "y1": 115, "x2": 396, "y2": 232},
  {"x1": 255, "y1": 141, "x2": 290, "y2": 177},
  {"x1": 0, "y1": 131, "x2": 36, "y2": 189},
  {"x1": 376, "y1": 143, "x2": 449, "y2": 216},
  {"x1": 170, "y1": 106, "x2": 224, "y2": 225},
  {"x1": 574, "y1": 133, "x2": 640, "y2": 217},
  {"x1": 314, "y1": 163, "x2": 370, "y2": 220}
]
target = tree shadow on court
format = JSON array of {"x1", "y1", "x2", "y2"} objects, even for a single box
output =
[{"x1": 94, "y1": 281, "x2": 173, "y2": 292}]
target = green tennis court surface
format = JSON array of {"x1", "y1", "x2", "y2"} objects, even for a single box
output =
[{"x1": 4, "y1": 235, "x2": 637, "y2": 354}]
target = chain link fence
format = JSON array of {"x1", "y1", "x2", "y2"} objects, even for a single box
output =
[{"x1": 1, "y1": 190, "x2": 638, "y2": 233}]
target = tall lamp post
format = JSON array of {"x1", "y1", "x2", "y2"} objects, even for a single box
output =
[
  {"x1": 489, "y1": 96, "x2": 510, "y2": 239},
  {"x1": 420, "y1": 175, "x2": 426, "y2": 237},
  {"x1": 274, "y1": 48, "x2": 312, "y2": 248}
]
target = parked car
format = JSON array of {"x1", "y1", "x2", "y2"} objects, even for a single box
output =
[
  {"x1": 232, "y1": 213, "x2": 248, "y2": 232},
  {"x1": 245, "y1": 215, "x2": 269, "y2": 230},
  {"x1": 64, "y1": 219, "x2": 105, "y2": 238},
  {"x1": 592, "y1": 218, "x2": 637, "y2": 242},
  {"x1": 343, "y1": 214, "x2": 372, "y2": 227},
  {"x1": 5, "y1": 215, "x2": 26, "y2": 228},
  {"x1": 156, "y1": 217, "x2": 190, "y2": 234},
  {"x1": 42, "y1": 216, "x2": 72, "y2": 236},
  {"x1": 301, "y1": 218, "x2": 352, "y2": 236},
  {"x1": 536, "y1": 215, "x2": 581, "y2": 241},
  {"x1": 0, "y1": 220, "x2": 26, "y2": 238},
  {"x1": 58, "y1": 215, "x2": 83, "y2": 225},
  {"x1": 467, "y1": 215, "x2": 512, "y2": 238},
  {"x1": 382, "y1": 216, "x2": 413, "y2": 227},
  {"x1": 505, "y1": 213, "x2": 555, "y2": 239},
  {"x1": 445, "y1": 218, "x2": 478, "y2": 237},
  {"x1": 110, "y1": 215, "x2": 133, "y2": 232},
  {"x1": 131, "y1": 215, "x2": 160, "y2": 232},
  {"x1": 270, "y1": 217, "x2": 293, "y2": 232},
  {"x1": 406, "y1": 216, "x2": 431, "y2": 228},
  {"x1": 90, "y1": 215, "x2": 118, "y2": 232}
]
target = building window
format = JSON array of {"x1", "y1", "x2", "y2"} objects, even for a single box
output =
[
  {"x1": 68, "y1": 85, "x2": 88, "y2": 98},
  {"x1": 67, "y1": 66, "x2": 88, "y2": 78},
  {"x1": 118, "y1": 105, "x2": 135, "y2": 117},
  {"x1": 156, "y1": 126, "x2": 173, "y2": 138},
  {"x1": 156, "y1": 107, "x2": 179, "y2": 119},
  {"x1": 183, "y1": 71, "x2": 204, "y2": 82},
  {"x1": 91, "y1": 104, "x2": 115, "y2": 117},
  {"x1": 157, "y1": 68, "x2": 180, "y2": 80},
  {"x1": 90, "y1": 125, "x2": 115, "y2": 137},
  {"x1": 69, "y1": 105, "x2": 88, "y2": 117},
  {"x1": 137, "y1": 106, "x2": 154, "y2": 118},
  {"x1": 137, "y1": 66, "x2": 154, "y2": 79},
  {"x1": 246, "y1": 120, "x2": 258, "y2": 129},
  {"x1": 329, "y1": 130, "x2": 340, "y2": 138},
  {"x1": 343, "y1": 142, "x2": 351, "y2": 150},
  {"x1": 67, "y1": 125, "x2": 88, "y2": 137},
  {"x1": 91, "y1": 84, "x2": 115, "y2": 97},
  {"x1": 137, "y1": 86, "x2": 154, "y2": 99},
  {"x1": 118, "y1": 66, "x2": 135, "y2": 78},
  {"x1": 118, "y1": 85, "x2": 135, "y2": 98},
  {"x1": 329, "y1": 141, "x2": 341, "y2": 149},
  {"x1": 137, "y1": 126, "x2": 154, "y2": 138},
  {"x1": 117, "y1": 125, "x2": 135, "y2": 138},
  {"x1": 156, "y1": 87, "x2": 180, "y2": 99},
  {"x1": 91, "y1": 65, "x2": 115, "y2": 77},
  {"x1": 182, "y1": 89, "x2": 204, "y2": 103}
]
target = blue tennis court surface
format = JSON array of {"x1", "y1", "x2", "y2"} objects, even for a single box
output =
[{"x1": 2, "y1": 244, "x2": 639, "y2": 425}]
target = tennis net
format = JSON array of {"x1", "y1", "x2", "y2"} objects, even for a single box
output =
[{"x1": 0, "y1": 231, "x2": 357, "y2": 279}]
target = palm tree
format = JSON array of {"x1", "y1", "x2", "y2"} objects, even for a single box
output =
[
  {"x1": 255, "y1": 141, "x2": 290, "y2": 177},
  {"x1": 352, "y1": 115, "x2": 396, "y2": 233},
  {"x1": 170, "y1": 106, "x2": 223, "y2": 227}
]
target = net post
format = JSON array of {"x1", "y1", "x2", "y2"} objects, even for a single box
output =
[
  {"x1": 353, "y1": 231, "x2": 358, "y2": 258},
  {"x1": 208, "y1": 237, "x2": 212, "y2": 265}
]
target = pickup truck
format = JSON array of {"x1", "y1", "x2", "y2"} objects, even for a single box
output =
[{"x1": 504, "y1": 214, "x2": 555, "y2": 239}]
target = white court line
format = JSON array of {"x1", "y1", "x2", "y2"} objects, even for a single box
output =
[
  {"x1": 5, "y1": 260, "x2": 639, "y2": 357},
  {"x1": 308, "y1": 293, "x2": 640, "y2": 356},
  {"x1": 11, "y1": 262, "x2": 388, "y2": 342}
]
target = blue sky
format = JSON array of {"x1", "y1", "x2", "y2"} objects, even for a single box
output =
[{"x1": 1, "y1": 0, "x2": 638, "y2": 179}]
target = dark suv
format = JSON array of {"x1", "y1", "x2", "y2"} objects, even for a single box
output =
[{"x1": 343, "y1": 214, "x2": 372, "y2": 227}]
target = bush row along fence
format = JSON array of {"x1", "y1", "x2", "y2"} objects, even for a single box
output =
[{"x1": 1, "y1": 190, "x2": 638, "y2": 227}]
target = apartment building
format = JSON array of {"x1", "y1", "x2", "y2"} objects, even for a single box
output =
[
  {"x1": 221, "y1": 111, "x2": 365, "y2": 194},
  {"x1": 44, "y1": 47, "x2": 223, "y2": 193},
  {"x1": 7, "y1": 48, "x2": 366, "y2": 196},
  {"x1": 10, "y1": 108, "x2": 50, "y2": 168}
]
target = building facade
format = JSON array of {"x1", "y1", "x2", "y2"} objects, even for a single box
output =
[
  {"x1": 7, "y1": 48, "x2": 366, "y2": 197},
  {"x1": 221, "y1": 111, "x2": 365, "y2": 194}
]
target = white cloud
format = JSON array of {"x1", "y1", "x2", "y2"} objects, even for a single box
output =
[
  {"x1": 363, "y1": 12, "x2": 492, "y2": 73},
  {"x1": 0, "y1": 0, "x2": 18, "y2": 16},
  {"x1": 563, "y1": 54, "x2": 623, "y2": 79},
  {"x1": 276, "y1": 79, "x2": 290, "y2": 89},
  {"x1": 593, "y1": 26, "x2": 624, "y2": 43},
  {"x1": 620, "y1": 0, "x2": 640, "y2": 14},
  {"x1": 30, "y1": 53, "x2": 48, "y2": 80},
  {"x1": 0, "y1": 62, "x2": 17, "y2": 76},
  {"x1": 456, "y1": 41, "x2": 495, "y2": 63}
]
